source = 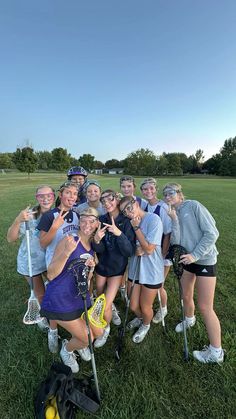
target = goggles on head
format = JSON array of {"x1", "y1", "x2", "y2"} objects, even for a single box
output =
[
  {"x1": 100, "y1": 193, "x2": 116, "y2": 205},
  {"x1": 163, "y1": 188, "x2": 179, "y2": 197},
  {"x1": 120, "y1": 198, "x2": 136, "y2": 216}
]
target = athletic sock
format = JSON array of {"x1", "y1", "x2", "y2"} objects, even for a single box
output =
[
  {"x1": 49, "y1": 328, "x2": 58, "y2": 334},
  {"x1": 209, "y1": 344, "x2": 222, "y2": 356},
  {"x1": 185, "y1": 315, "x2": 195, "y2": 324}
]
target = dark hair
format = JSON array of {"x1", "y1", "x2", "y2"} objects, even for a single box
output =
[{"x1": 120, "y1": 175, "x2": 136, "y2": 187}]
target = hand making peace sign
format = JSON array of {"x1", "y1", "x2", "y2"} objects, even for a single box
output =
[
  {"x1": 103, "y1": 216, "x2": 122, "y2": 237},
  {"x1": 53, "y1": 208, "x2": 69, "y2": 229}
]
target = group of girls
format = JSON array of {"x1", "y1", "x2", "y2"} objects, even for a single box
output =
[{"x1": 7, "y1": 168, "x2": 224, "y2": 372}]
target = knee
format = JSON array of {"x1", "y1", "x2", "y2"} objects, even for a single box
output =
[
  {"x1": 198, "y1": 302, "x2": 213, "y2": 315},
  {"x1": 140, "y1": 302, "x2": 152, "y2": 316},
  {"x1": 130, "y1": 300, "x2": 139, "y2": 313}
]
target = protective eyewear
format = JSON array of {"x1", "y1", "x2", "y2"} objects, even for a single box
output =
[
  {"x1": 100, "y1": 193, "x2": 116, "y2": 205},
  {"x1": 163, "y1": 189, "x2": 178, "y2": 197},
  {"x1": 36, "y1": 193, "x2": 55, "y2": 200},
  {"x1": 121, "y1": 199, "x2": 136, "y2": 216}
]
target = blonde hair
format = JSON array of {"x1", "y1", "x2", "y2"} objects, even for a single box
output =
[{"x1": 79, "y1": 207, "x2": 99, "y2": 219}]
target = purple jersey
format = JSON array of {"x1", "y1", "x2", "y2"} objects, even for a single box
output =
[{"x1": 41, "y1": 239, "x2": 93, "y2": 315}]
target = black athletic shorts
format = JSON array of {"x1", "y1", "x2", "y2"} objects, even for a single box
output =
[
  {"x1": 128, "y1": 278, "x2": 162, "y2": 289},
  {"x1": 183, "y1": 263, "x2": 217, "y2": 277},
  {"x1": 40, "y1": 307, "x2": 88, "y2": 321}
]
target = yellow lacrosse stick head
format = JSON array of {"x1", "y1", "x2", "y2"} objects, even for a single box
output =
[{"x1": 81, "y1": 293, "x2": 107, "y2": 329}]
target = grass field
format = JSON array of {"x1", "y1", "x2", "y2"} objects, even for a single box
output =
[{"x1": 1, "y1": 173, "x2": 236, "y2": 419}]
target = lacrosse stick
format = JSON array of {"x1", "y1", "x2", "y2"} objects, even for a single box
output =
[
  {"x1": 157, "y1": 288, "x2": 166, "y2": 333},
  {"x1": 168, "y1": 244, "x2": 189, "y2": 361},
  {"x1": 115, "y1": 256, "x2": 141, "y2": 361},
  {"x1": 68, "y1": 259, "x2": 106, "y2": 403},
  {"x1": 23, "y1": 221, "x2": 42, "y2": 325}
]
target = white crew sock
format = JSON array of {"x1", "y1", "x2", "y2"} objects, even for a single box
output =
[{"x1": 209, "y1": 344, "x2": 222, "y2": 356}]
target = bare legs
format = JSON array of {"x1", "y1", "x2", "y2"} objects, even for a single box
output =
[{"x1": 180, "y1": 270, "x2": 221, "y2": 347}]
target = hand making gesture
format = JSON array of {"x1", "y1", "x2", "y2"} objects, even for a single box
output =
[
  {"x1": 63, "y1": 235, "x2": 80, "y2": 257},
  {"x1": 93, "y1": 221, "x2": 108, "y2": 243},
  {"x1": 52, "y1": 208, "x2": 69, "y2": 229},
  {"x1": 103, "y1": 216, "x2": 122, "y2": 237}
]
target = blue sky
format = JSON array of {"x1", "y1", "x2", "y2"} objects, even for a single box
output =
[{"x1": 0, "y1": 0, "x2": 235, "y2": 163}]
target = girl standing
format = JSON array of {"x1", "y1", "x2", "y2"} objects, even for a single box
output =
[
  {"x1": 7, "y1": 185, "x2": 55, "y2": 330},
  {"x1": 37, "y1": 181, "x2": 80, "y2": 268},
  {"x1": 92, "y1": 190, "x2": 136, "y2": 348},
  {"x1": 119, "y1": 196, "x2": 164, "y2": 343},
  {"x1": 140, "y1": 178, "x2": 172, "y2": 324},
  {"x1": 164, "y1": 182, "x2": 224, "y2": 363}
]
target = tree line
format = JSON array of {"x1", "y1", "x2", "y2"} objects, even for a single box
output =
[{"x1": 0, "y1": 136, "x2": 235, "y2": 176}]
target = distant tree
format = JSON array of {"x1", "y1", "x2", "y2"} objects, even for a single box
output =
[
  {"x1": 12, "y1": 147, "x2": 38, "y2": 176},
  {"x1": 69, "y1": 157, "x2": 80, "y2": 167},
  {"x1": 0, "y1": 153, "x2": 15, "y2": 169},
  {"x1": 36, "y1": 151, "x2": 53, "y2": 170},
  {"x1": 105, "y1": 159, "x2": 121, "y2": 169},
  {"x1": 79, "y1": 154, "x2": 95, "y2": 172},
  {"x1": 202, "y1": 154, "x2": 221, "y2": 174},
  {"x1": 156, "y1": 155, "x2": 168, "y2": 175},
  {"x1": 51, "y1": 148, "x2": 71, "y2": 171},
  {"x1": 220, "y1": 137, "x2": 236, "y2": 158},
  {"x1": 164, "y1": 153, "x2": 182, "y2": 175},
  {"x1": 94, "y1": 160, "x2": 105, "y2": 169},
  {"x1": 124, "y1": 148, "x2": 158, "y2": 176}
]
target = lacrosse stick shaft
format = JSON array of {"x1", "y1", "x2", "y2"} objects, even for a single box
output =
[
  {"x1": 83, "y1": 296, "x2": 101, "y2": 402},
  {"x1": 25, "y1": 221, "x2": 34, "y2": 289},
  {"x1": 178, "y1": 278, "x2": 189, "y2": 361},
  {"x1": 115, "y1": 256, "x2": 140, "y2": 360},
  {"x1": 157, "y1": 288, "x2": 166, "y2": 331}
]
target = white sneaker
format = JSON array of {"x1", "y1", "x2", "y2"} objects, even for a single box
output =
[
  {"x1": 112, "y1": 303, "x2": 121, "y2": 326},
  {"x1": 37, "y1": 317, "x2": 49, "y2": 331},
  {"x1": 94, "y1": 325, "x2": 110, "y2": 348},
  {"x1": 152, "y1": 307, "x2": 167, "y2": 324},
  {"x1": 77, "y1": 347, "x2": 91, "y2": 362},
  {"x1": 48, "y1": 329, "x2": 58, "y2": 353},
  {"x1": 60, "y1": 339, "x2": 79, "y2": 373},
  {"x1": 193, "y1": 346, "x2": 224, "y2": 364},
  {"x1": 132, "y1": 323, "x2": 150, "y2": 343},
  {"x1": 175, "y1": 316, "x2": 196, "y2": 333},
  {"x1": 127, "y1": 317, "x2": 142, "y2": 330}
]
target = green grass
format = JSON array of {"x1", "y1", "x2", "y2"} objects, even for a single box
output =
[{"x1": 0, "y1": 173, "x2": 236, "y2": 419}]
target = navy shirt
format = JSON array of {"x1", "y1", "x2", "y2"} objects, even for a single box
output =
[{"x1": 93, "y1": 212, "x2": 136, "y2": 277}]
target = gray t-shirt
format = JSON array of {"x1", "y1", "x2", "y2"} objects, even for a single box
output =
[
  {"x1": 17, "y1": 217, "x2": 46, "y2": 276},
  {"x1": 128, "y1": 212, "x2": 164, "y2": 285}
]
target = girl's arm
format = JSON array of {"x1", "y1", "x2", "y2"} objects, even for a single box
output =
[
  {"x1": 40, "y1": 209, "x2": 69, "y2": 248},
  {"x1": 7, "y1": 207, "x2": 34, "y2": 243},
  {"x1": 47, "y1": 236, "x2": 78, "y2": 280}
]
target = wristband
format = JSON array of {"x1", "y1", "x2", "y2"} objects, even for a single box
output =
[{"x1": 133, "y1": 225, "x2": 140, "y2": 231}]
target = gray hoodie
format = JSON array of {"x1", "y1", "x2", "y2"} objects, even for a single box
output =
[{"x1": 171, "y1": 200, "x2": 219, "y2": 265}]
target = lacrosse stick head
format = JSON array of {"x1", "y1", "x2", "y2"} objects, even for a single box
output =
[
  {"x1": 68, "y1": 259, "x2": 89, "y2": 296},
  {"x1": 81, "y1": 294, "x2": 107, "y2": 329},
  {"x1": 23, "y1": 293, "x2": 42, "y2": 325},
  {"x1": 167, "y1": 244, "x2": 187, "y2": 279}
]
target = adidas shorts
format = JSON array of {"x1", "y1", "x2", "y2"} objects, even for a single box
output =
[{"x1": 183, "y1": 263, "x2": 217, "y2": 277}]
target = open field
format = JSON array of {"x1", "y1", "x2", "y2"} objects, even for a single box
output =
[{"x1": 0, "y1": 173, "x2": 236, "y2": 419}]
